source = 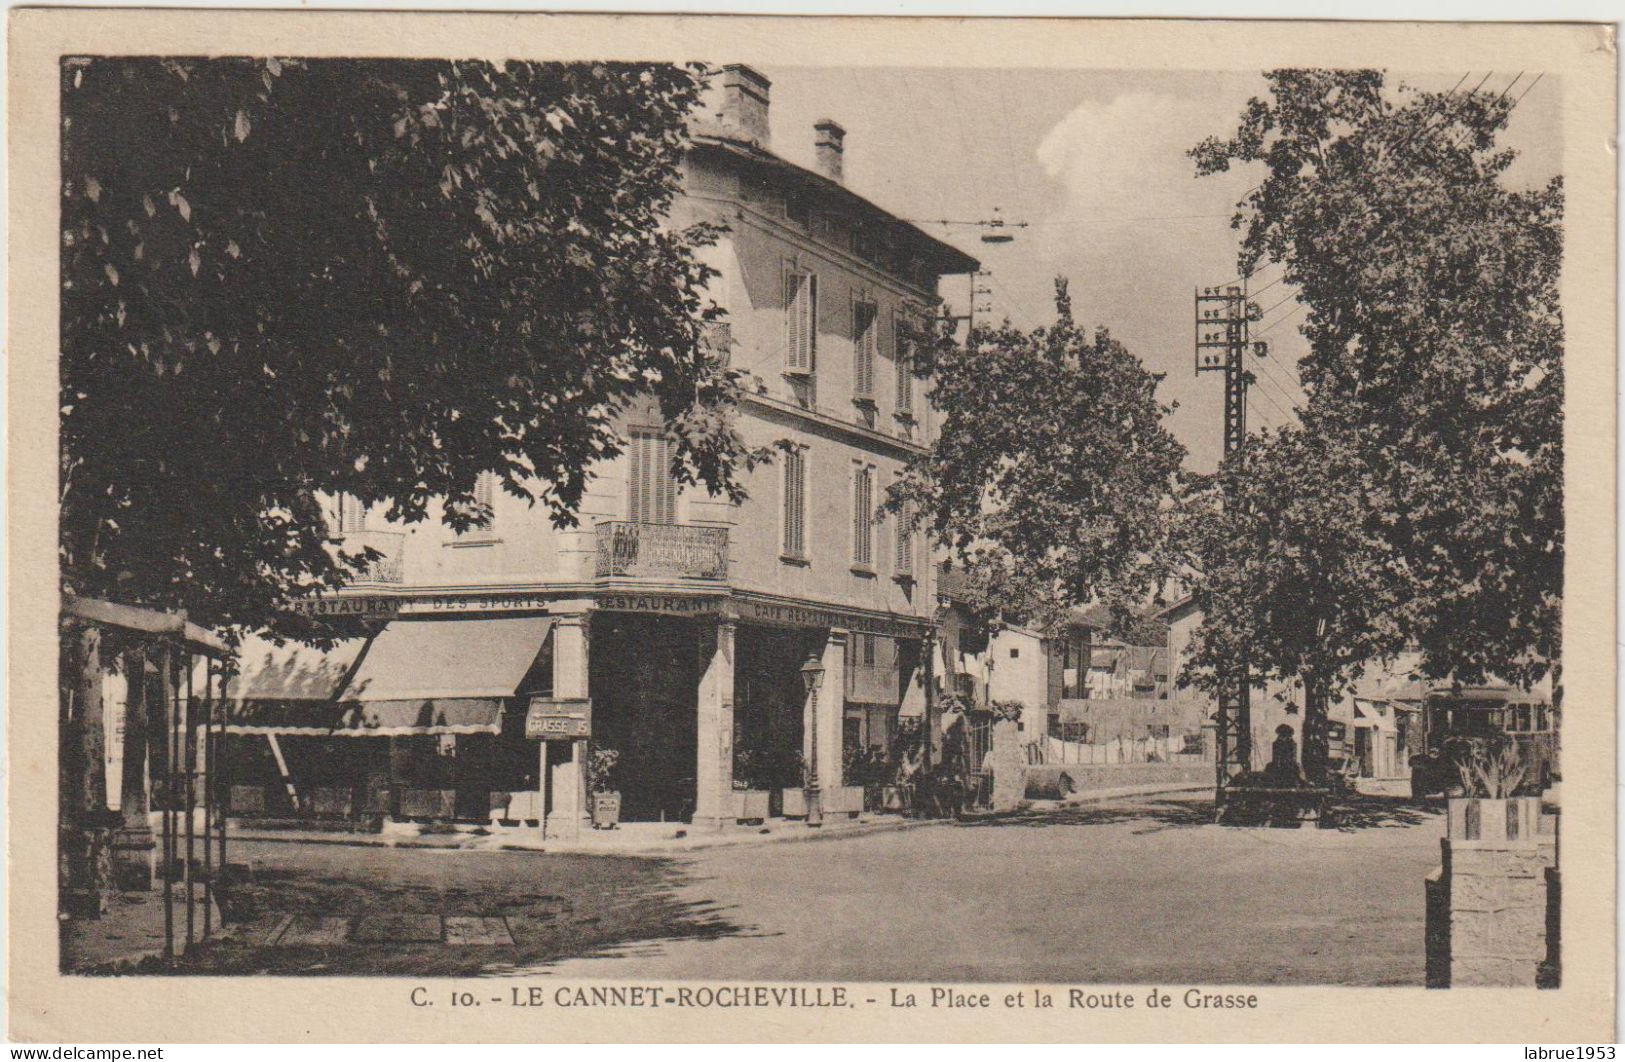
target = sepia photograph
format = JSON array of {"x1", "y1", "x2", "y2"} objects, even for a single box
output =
[{"x1": 9, "y1": 7, "x2": 1616, "y2": 1046}]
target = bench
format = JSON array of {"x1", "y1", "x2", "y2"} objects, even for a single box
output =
[{"x1": 1219, "y1": 785, "x2": 1331, "y2": 826}]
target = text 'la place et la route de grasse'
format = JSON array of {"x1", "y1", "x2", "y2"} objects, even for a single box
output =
[{"x1": 409, "y1": 986, "x2": 1263, "y2": 1011}]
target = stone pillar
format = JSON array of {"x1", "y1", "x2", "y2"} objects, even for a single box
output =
[
  {"x1": 544, "y1": 614, "x2": 591, "y2": 840},
  {"x1": 987, "y1": 718, "x2": 1028, "y2": 813},
  {"x1": 113, "y1": 651, "x2": 156, "y2": 890},
  {"x1": 60, "y1": 624, "x2": 114, "y2": 916},
  {"x1": 693, "y1": 618, "x2": 737, "y2": 831},
  {"x1": 1441, "y1": 796, "x2": 1558, "y2": 986},
  {"x1": 814, "y1": 630, "x2": 847, "y2": 792}
]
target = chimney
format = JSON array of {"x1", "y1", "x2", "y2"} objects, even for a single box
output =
[
  {"x1": 718, "y1": 64, "x2": 772, "y2": 146},
  {"x1": 814, "y1": 119, "x2": 846, "y2": 183}
]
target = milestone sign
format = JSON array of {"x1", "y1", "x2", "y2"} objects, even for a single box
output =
[{"x1": 525, "y1": 697, "x2": 592, "y2": 740}]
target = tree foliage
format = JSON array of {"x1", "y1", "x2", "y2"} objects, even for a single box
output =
[
  {"x1": 890, "y1": 280, "x2": 1186, "y2": 633},
  {"x1": 62, "y1": 58, "x2": 761, "y2": 638},
  {"x1": 1183, "y1": 69, "x2": 1563, "y2": 698}
]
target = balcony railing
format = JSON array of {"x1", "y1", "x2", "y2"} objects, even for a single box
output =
[
  {"x1": 595, "y1": 521, "x2": 729, "y2": 581},
  {"x1": 340, "y1": 530, "x2": 406, "y2": 584}
]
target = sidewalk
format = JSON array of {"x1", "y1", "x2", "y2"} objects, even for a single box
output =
[
  {"x1": 227, "y1": 781, "x2": 1214, "y2": 856},
  {"x1": 229, "y1": 811, "x2": 940, "y2": 856},
  {"x1": 61, "y1": 883, "x2": 225, "y2": 973}
]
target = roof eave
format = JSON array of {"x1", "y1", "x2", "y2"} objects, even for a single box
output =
[{"x1": 688, "y1": 133, "x2": 982, "y2": 278}]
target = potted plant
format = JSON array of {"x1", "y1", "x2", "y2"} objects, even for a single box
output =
[
  {"x1": 730, "y1": 749, "x2": 772, "y2": 823},
  {"x1": 587, "y1": 745, "x2": 621, "y2": 829},
  {"x1": 1449, "y1": 738, "x2": 1541, "y2": 841},
  {"x1": 780, "y1": 752, "x2": 810, "y2": 819}
]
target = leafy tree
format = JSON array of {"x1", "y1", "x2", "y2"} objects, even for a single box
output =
[
  {"x1": 889, "y1": 280, "x2": 1186, "y2": 634},
  {"x1": 1183, "y1": 70, "x2": 1562, "y2": 776},
  {"x1": 61, "y1": 58, "x2": 761, "y2": 639},
  {"x1": 1177, "y1": 428, "x2": 1409, "y2": 779}
]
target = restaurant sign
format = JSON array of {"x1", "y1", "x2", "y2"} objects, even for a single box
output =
[{"x1": 525, "y1": 697, "x2": 593, "y2": 740}]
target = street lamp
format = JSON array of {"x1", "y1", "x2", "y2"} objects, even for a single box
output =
[{"x1": 800, "y1": 652, "x2": 826, "y2": 828}]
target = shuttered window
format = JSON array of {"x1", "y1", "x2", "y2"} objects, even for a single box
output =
[
  {"x1": 785, "y1": 269, "x2": 817, "y2": 373},
  {"x1": 851, "y1": 463, "x2": 874, "y2": 568},
  {"x1": 628, "y1": 429, "x2": 677, "y2": 525},
  {"x1": 472, "y1": 472, "x2": 497, "y2": 535},
  {"x1": 853, "y1": 300, "x2": 877, "y2": 398},
  {"x1": 336, "y1": 493, "x2": 365, "y2": 534},
  {"x1": 894, "y1": 311, "x2": 914, "y2": 414},
  {"x1": 894, "y1": 498, "x2": 914, "y2": 576},
  {"x1": 782, "y1": 446, "x2": 807, "y2": 558}
]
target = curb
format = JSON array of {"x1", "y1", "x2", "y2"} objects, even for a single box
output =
[
  {"x1": 228, "y1": 815, "x2": 943, "y2": 857},
  {"x1": 1063, "y1": 782, "x2": 1213, "y2": 805}
]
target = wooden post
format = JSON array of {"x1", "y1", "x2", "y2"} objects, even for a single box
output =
[
  {"x1": 184, "y1": 655, "x2": 196, "y2": 949},
  {"x1": 160, "y1": 645, "x2": 175, "y2": 962},
  {"x1": 202, "y1": 659, "x2": 213, "y2": 938}
]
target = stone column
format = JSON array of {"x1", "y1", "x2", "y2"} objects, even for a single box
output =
[
  {"x1": 815, "y1": 630, "x2": 847, "y2": 792},
  {"x1": 544, "y1": 614, "x2": 591, "y2": 840},
  {"x1": 113, "y1": 651, "x2": 156, "y2": 890},
  {"x1": 1442, "y1": 796, "x2": 1558, "y2": 986},
  {"x1": 693, "y1": 618, "x2": 737, "y2": 831},
  {"x1": 987, "y1": 718, "x2": 1028, "y2": 813}
]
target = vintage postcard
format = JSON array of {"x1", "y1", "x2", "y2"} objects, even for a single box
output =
[{"x1": 7, "y1": 9, "x2": 1617, "y2": 1044}]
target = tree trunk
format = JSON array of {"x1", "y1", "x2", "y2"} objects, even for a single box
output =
[
  {"x1": 70, "y1": 625, "x2": 108, "y2": 818},
  {"x1": 1302, "y1": 672, "x2": 1330, "y2": 786}
]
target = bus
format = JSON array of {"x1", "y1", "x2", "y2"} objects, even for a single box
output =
[{"x1": 1408, "y1": 686, "x2": 1559, "y2": 799}]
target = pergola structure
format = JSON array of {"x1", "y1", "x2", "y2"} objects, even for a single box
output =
[{"x1": 60, "y1": 596, "x2": 232, "y2": 962}]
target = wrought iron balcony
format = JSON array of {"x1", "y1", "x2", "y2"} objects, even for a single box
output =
[
  {"x1": 340, "y1": 530, "x2": 406, "y2": 584},
  {"x1": 595, "y1": 521, "x2": 729, "y2": 581}
]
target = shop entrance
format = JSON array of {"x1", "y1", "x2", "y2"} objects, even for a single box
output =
[
  {"x1": 589, "y1": 613, "x2": 699, "y2": 822},
  {"x1": 733, "y1": 625, "x2": 824, "y2": 795}
]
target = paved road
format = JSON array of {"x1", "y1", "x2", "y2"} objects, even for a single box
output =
[
  {"x1": 544, "y1": 792, "x2": 1445, "y2": 986},
  {"x1": 180, "y1": 792, "x2": 1443, "y2": 984}
]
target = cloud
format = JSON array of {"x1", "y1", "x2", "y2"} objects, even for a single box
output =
[{"x1": 1036, "y1": 89, "x2": 1251, "y2": 228}]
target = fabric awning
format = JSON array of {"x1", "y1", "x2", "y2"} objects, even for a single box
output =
[
  {"x1": 227, "y1": 616, "x2": 552, "y2": 737},
  {"x1": 338, "y1": 616, "x2": 553, "y2": 702},
  {"x1": 225, "y1": 634, "x2": 369, "y2": 732},
  {"x1": 228, "y1": 633, "x2": 369, "y2": 702}
]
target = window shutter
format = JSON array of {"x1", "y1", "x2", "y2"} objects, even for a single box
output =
[
  {"x1": 807, "y1": 274, "x2": 818, "y2": 371},
  {"x1": 338, "y1": 493, "x2": 364, "y2": 534},
  {"x1": 782, "y1": 447, "x2": 806, "y2": 557},
  {"x1": 656, "y1": 436, "x2": 676, "y2": 524},
  {"x1": 895, "y1": 311, "x2": 913, "y2": 413},
  {"x1": 786, "y1": 271, "x2": 817, "y2": 373},
  {"x1": 895, "y1": 500, "x2": 913, "y2": 575},
  {"x1": 852, "y1": 465, "x2": 874, "y2": 566},
  {"x1": 629, "y1": 430, "x2": 675, "y2": 524},
  {"x1": 785, "y1": 272, "x2": 805, "y2": 371},
  {"x1": 628, "y1": 433, "x2": 647, "y2": 523},
  {"x1": 854, "y1": 301, "x2": 876, "y2": 397},
  {"x1": 474, "y1": 473, "x2": 496, "y2": 533},
  {"x1": 794, "y1": 451, "x2": 805, "y2": 556}
]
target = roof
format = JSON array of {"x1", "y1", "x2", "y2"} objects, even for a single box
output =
[{"x1": 689, "y1": 130, "x2": 981, "y2": 279}]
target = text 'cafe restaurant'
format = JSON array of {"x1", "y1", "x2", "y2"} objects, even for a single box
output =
[{"x1": 222, "y1": 589, "x2": 931, "y2": 836}]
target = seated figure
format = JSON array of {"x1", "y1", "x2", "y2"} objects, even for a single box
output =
[{"x1": 1264, "y1": 724, "x2": 1303, "y2": 788}]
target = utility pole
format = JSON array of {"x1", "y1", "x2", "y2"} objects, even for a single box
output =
[{"x1": 1194, "y1": 279, "x2": 1264, "y2": 806}]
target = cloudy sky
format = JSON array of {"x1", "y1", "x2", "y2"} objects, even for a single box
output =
[{"x1": 757, "y1": 66, "x2": 1562, "y2": 471}]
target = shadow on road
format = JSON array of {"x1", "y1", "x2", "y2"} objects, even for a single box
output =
[
  {"x1": 953, "y1": 792, "x2": 1443, "y2": 835},
  {"x1": 955, "y1": 797, "x2": 1216, "y2": 833},
  {"x1": 1324, "y1": 795, "x2": 1440, "y2": 832},
  {"x1": 103, "y1": 852, "x2": 752, "y2": 977}
]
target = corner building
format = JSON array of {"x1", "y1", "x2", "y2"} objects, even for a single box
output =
[{"x1": 237, "y1": 66, "x2": 978, "y2": 836}]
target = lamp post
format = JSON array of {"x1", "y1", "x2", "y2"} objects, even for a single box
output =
[{"x1": 800, "y1": 652, "x2": 825, "y2": 828}]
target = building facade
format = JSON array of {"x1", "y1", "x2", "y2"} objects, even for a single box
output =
[{"x1": 226, "y1": 66, "x2": 979, "y2": 835}]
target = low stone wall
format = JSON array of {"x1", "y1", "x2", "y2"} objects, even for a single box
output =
[
  {"x1": 1024, "y1": 762, "x2": 1211, "y2": 799},
  {"x1": 1426, "y1": 796, "x2": 1559, "y2": 988}
]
